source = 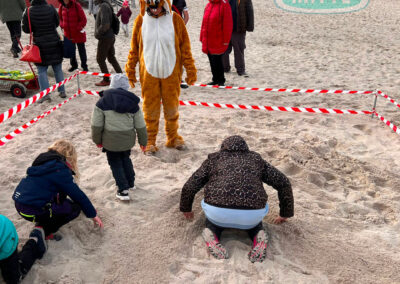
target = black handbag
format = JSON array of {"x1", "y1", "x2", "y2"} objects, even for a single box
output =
[{"x1": 63, "y1": 36, "x2": 76, "y2": 59}]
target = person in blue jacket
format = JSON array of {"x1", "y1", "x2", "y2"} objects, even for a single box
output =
[
  {"x1": 12, "y1": 139, "x2": 103, "y2": 240},
  {"x1": 0, "y1": 215, "x2": 47, "y2": 284}
]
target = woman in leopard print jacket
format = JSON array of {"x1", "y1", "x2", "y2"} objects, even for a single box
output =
[{"x1": 179, "y1": 135, "x2": 294, "y2": 262}]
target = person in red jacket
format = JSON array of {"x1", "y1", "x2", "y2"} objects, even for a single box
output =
[
  {"x1": 200, "y1": 0, "x2": 233, "y2": 86},
  {"x1": 58, "y1": 0, "x2": 88, "y2": 72}
]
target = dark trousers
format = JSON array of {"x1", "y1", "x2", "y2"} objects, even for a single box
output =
[
  {"x1": 16, "y1": 199, "x2": 81, "y2": 237},
  {"x1": 96, "y1": 37, "x2": 122, "y2": 81},
  {"x1": 70, "y1": 43, "x2": 88, "y2": 70},
  {"x1": 222, "y1": 32, "x2": 246, "y2": 74},
  {"x1": 205, "y1": 218, "x2": 263, "y2": 241},
  {"x1": 106, "y1": 150, "x2": 135, "y2": 191},
  {"x1": 0, "y1": 240, "x2": 40, "y2": 284},
  {"x1": 207, "y1": 53, "x2": 225, "y2": 85},
  {"x1": 6, "y1": 21, "x2": 22, "y2": 53}
]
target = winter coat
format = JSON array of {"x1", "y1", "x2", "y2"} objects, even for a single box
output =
[
  {"x1": 22, "y1": 0, "x2": 63, "y2": 66},
  {"x1": 180, "y1": 136, "x2": 294, "y2": 217},
  {"x1": 0, "y1": 215, "x2": 18, "y2": 261},
  {"x1": 12, "y1": 151, "x2": 97, "y2": 218},
  {"x1": 117, "y1": 6, "x2": 132, "y2": 25},
  {"x1": 94, "y1": 0, "x2": 114, "y2": 40},
  {"x1": 229, "y1": 0, "x2": 253, "y2": 33},
  {"x1": 58, "y1": 0, "x2": 87, "y2": 43},
  {"x1": 0, "y1": 0, "x2": 25, "y2": 23},
  {"x1": 200, "y1": 0, "x2": 233, "y2": 55},
  {"x1": 91, "y1": 88, "x2": 148, "y2": 152}
]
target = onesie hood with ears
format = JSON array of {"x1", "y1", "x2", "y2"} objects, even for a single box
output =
[{"x1": 140, "y1": 0, "x2": 171, "y2": 16}]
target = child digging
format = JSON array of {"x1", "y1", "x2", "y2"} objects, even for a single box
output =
[{"x1": 91, "y1": 74, "x2": 147, "y2": 201}]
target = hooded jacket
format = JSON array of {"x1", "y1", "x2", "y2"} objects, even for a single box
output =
[
  {"x1": 0, "y1": 0, "x2": 25, "y2": 23},
  {"x1": 94, "y1": 0, "x2": 114, "y2": 40},
  {"x1": 12, "y1": 151, "x2": 97, "y2": 218},
  {"x1": 91, "y1": 88, "x2": 148, "y2": 152},
  {"x1": 180, "y1": 136, "x2": 294, "y2": 217},
  {"x1": 200, "y1": 0, "x2": 233, "y2": 55},
  {"x1": 58, "y1": 0, "x2": 87, "y2": 43},
  {"x1": 0, "y1": 215, "x2": 18, "y2": 261},
  {"x1": 22, "y1": 0, "x2": 63, "y2": 66}
]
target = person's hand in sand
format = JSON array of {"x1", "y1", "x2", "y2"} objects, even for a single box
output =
[
  {"x1": 92, "y1": 216, "x2": 104, "y2": 228},
  {"x1": 274, "y1": 216, "x2": 287, "y2": 224},
  {"x1": 183, "y1": 212, "x2": 194, "y2": 220}
]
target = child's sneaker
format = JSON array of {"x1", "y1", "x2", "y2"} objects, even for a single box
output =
[
  {"x1": 116, "y1": 190, "x2": 130, "y2": 201},
  {"x1": 202, "y1": 228, "x2": 228, "y2": 259},
  {"x1": 29, "y1": 227, "x2": 47, "y2": 259},
  {"x1": 248, "y1": 230, "x2": 268, "y2": 263}
]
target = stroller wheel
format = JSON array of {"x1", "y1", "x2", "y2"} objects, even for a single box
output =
[{"x1": 11, "y1": 84, "x2": 27, "y2": 98}]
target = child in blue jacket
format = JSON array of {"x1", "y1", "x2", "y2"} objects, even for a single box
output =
[
  {"x1": 0, "y1": 215, "x2": 47, "y2": 284},
  {"x1": 12, "y1": 140, "x2": 103, "y2": 240}
]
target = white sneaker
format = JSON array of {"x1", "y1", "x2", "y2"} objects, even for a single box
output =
[
  {"x1": 129, "y1": 185, "x2": 136, "y2": 191},
  {"x1": 116, "y1": 190, "x2": 130, "y2": 201}
]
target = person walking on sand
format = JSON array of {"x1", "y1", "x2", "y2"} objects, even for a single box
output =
[
  {"x1": 0, "y1": 215, "x2": 47, "y2": 284},
  {"x1": 12, "y1": 140, "x2": 103, "y2": 241},
  {"x1": 117, "y1": 1, "x2": 132, "y2": 37},
  {"x1": 200, "y1": 0, "x2": 233, "y2": 86},
  {"x1": 0, "y1": 0, "x2": 25, "y2": 58},
  {"x1": 94, "y1": 0, "x2": 123, "y2": 86},
  {"x1": 58, "y1": 0, "x2": 89, "y2": 72},
  {"x1": 222, "y1": 0, "x2": 254, "y2": 77},
  {"x1": 91, "y1": 74, "x2": 147, "y2": 201},
  {"x1": 22, "y1": 0, "x2": 66, "y2": 103},
  {"x1": 180, "y1": 136, "x2": 294, "y2": 263}
]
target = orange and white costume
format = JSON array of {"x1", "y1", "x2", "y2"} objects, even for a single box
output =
[{"x1": 125, "y1": 0, "x2": 197, "y2": 153}]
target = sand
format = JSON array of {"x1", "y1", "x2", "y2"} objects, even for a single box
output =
[{"x1": 0, "y1": 0, "x2": 400, "y2": 283}]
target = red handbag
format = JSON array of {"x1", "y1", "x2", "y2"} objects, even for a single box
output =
[{"x1": 20, "y1": 6, "x2": 42, "y2": 63}]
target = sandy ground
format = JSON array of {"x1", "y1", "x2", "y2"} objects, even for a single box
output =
[{"x1": 1, "y1": 0, "x2": 400, "y2": 283}]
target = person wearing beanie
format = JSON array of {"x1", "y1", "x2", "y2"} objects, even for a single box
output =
[
  {"x1": 91, "y1": 74, "x2": 148, "y2": 201},
  {"x1": 117, "y1": 0, "x2": 132, "y2": 37},
  {"x1": 180, "y1": 136, "x2": 294, "y2": 263},
  {"x1": 0, "y1": 215, "x2": 47, "y2": 283}
]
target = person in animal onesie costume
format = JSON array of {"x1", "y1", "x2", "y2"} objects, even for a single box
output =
[{"x1": 125, "y1": 0, "x2": 197, "y2": 154}]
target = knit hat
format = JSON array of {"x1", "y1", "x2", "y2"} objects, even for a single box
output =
[
  {"x1": 123, "y1": 0, "x2": 129, "y2": 7},
  {"x1": 110, "y1": 74, "x2": 130, "y2": 91}
]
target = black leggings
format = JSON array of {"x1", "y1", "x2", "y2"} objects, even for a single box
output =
[
  {"x1": 0, "y1": 240, "x2": 40, "y2": 284},
  {"x1": 205, "y1": 219, "x2": 264, "y2": 241}
]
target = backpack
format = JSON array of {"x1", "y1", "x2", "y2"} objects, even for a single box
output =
[{"x1": 105, "y1": 2, "x2": 120, "y2": 35}]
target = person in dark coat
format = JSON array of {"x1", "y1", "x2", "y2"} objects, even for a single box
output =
[
  {"x1": 180, "y1": 135, "x2": 294, "y2": 263},
  {"x1": 94, "y1": 0, "x2": 122, "y2": 86},
  {"x1": 22, "y1": 0, "x2": 66, "y2": 103},
  {"x1": 58, "y1": 0, "x2": 89, "y2": 72},
  {"x1": 0, "y1": 0, "x2": 26, "y2": 58},
  {"x1": 12, "y1": 140, "x2": 103, "y2": 240},
  {"x1": 222, "y1": 0, "x2": 254, "y2": 77},
  {"x1": 0, "y1": 215, "x2": 47, "y2": 284},
  {"x1": 200, "y1": 0, "x2": 233, "y2": 86}
]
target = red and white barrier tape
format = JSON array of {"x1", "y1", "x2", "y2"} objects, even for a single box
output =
[
  {"x1": 78, "y1": 71, "x2": 373, "y2": 96},
  {"x1": 0, "y1": 93, "x2": 79, "y2": 147},
  {"x1": 80, "y1": 90, "x2": 372, "y2": 115},
  {"x1": 373, "y1": 112, "x2": 400, "y2": 136},
  {"x1": 377, "y1": 91, "x2": 400, "y2": 111},
  {"x1": 0, "y1": 73, "x2": 77, "y2": 126}
]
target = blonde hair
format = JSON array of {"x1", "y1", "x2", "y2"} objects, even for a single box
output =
[{"x1": 48, "y1": 139, "x2": 80, "y2": 181}]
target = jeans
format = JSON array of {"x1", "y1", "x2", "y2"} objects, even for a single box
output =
[
  {"x1": 105, "y1": 150, "x2": 135, "y2": 191},
  {"x1": 16, "y1": 199, "x2": 82, "y2": 237},
  {"x1": 206, "y1": 219, "x2": 264, "y2": 241},
  {"x1": 222, "y1": 32, "x2": 246, "y2": 74},
  {"x1": 96, "y1": 37, "x2": 122, "y2": 81},
  {"x1": 70, "y1": 43, "x2": 88, "y2": 70},
  {"x1": 0, "y1": 240, "x2": 40, "y2": 284},
  {"x1": 37, "y1": 63, "x2": 65, "y2": 93},
  {"x1": 6, "y1": 21, "x2": 21, "y2": 53},
  {"x1": 207, "y1": 54, "x2": 225, "y2": 85}
]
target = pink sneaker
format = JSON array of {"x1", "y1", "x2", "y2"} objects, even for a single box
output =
[
  {"x1": 248, "y1": 230, "x2": 268, "y2": 263},
  {"x1": 202, "y1": 228, "x2": 228, "y2": 259}
]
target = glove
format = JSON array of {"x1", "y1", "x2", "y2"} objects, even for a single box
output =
[{"x1": 185, "y1": 72, "x2": 197, "y2": 86}]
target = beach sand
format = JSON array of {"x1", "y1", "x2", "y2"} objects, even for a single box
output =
[{"x1": 0, "y1": 0, "x2": 400, "y2": 283}]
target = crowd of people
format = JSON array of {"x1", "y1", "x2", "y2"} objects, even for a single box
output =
[{"x1": 0, "y1": 0, "x2": 296, "y2": 283}]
